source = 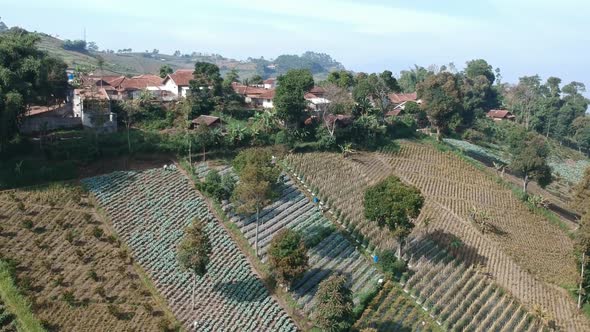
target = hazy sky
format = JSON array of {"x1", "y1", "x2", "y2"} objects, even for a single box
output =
[{"x1": 2, "y1": 0, "x2": 589, "y2": 87}]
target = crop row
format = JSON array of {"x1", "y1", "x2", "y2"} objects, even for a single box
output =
[
  {"x1": 0, "y1": 300, "x2": 16, "y2": 332},
  {"x1": 222, "y1": 174, "x2": 381, "y2": 313},
  {"x1": 283, "y1": 143, "x2": 588, "y2": 331},
  {"x1": 0, "y1": 187, "x2": 166, "y2": 331},
  {"x1": 82, "y1": 168, "x2": 297, "y2": 332}
]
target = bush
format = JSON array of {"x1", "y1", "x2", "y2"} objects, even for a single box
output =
[
  {"x1": 462, "y1": 128, "x2": 486, "y2": 143},
  {"x1": 377, "y1": 250, "x2": 407, "y2": 279}
]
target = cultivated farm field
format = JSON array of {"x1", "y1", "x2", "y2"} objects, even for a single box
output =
[
  {"x1": 83, "y1": 168, "x2": 297, "y2": 332},
  {"x1": 285, "y1": 140, "x2": 588, "y2": 331},
  {"x1": 0, "y1": 184, "x2": 171, "y2": 331}
]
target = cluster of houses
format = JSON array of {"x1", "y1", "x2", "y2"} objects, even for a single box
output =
[{"x1": 23, "y1": 66, "x2": 517, "y2": 134}]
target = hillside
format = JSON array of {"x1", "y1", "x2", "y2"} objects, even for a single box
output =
[
  {"x1": 285, "y1": 141, "x2": 590, "y2": 331},
  {"x1": 34, "y1": 32, "x2": 342, "y2": 80}
]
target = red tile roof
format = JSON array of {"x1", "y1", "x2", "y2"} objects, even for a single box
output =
[
  {"x1": 487, "y1": 109, "x2": 515, "y2": 119},
  {"x1": 304, "y1": 92, "x2": 318, "y2": 99},
  {"x1": 231, "y1": 83, "x2": 268, "y2": 96},
  {"x1": 166, "y1": 69, "x2": 194, "y2": 86},
  {"x1": 74, "y1": 87, "x2": 110, "y2": 100},
  {"x1": 108, "y1": 75, "x2": 163, "y2": 91},
  {"x1": 388, "y1": 92, "x2": 418, "y2": 104},
  {"x1": 263, "y1": 78, "x2": 276, "y2": 84},
  {"x1": 259, "y1": 90, "x2": 275, "y2": 99}
]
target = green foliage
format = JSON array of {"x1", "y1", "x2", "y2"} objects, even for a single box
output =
[
  {"x1": 326, "y1": 70, "x2": 354, "y2": 89},
  {"x1": 0, "y1": 260, "x2": 45, "y2": 332},
  {"x1": 364, "y1": 176, "x2": 424, "y2": 241},
  {"x1": 159, "y1": 65, "x2": 173, "y2": 78},
  {"x1": 232, "y1": 147, "x2": 279, "y2": 178},
  {"x1": 377, "y1": 250, "x2": 407, "y2": 278},
  {"x1": 268, "y1": 229, "x2": 309, "y2": 287},
  {"x1": 312, "y1": 274, "x2": 354, "y2": 332},
  {"x1": 199, "y1": 170, "x2": 235, "y2": 201},
  {"x1": 508, "y1": 130, "x2": 552, "y2": 190},
  {"x1": 177, "y1": 218, "x2": 212, "y2": 278},
  {"x1": 417, "y1": 72, "x2": 463, "y2": 139},
  {"x1": 274, "y1": 69, "x2": 314, "y2": 128},
  {"x1": 398, "y1": 65, "x2": 432, "y2": 93},
  {"x1": 0, "y1": 29, "x2": 68, "y2": 151},
  {"x1": 62, "y1": 39, "x2": 87, "y2": 52}
]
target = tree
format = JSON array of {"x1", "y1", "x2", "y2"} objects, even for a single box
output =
[
  {"x1": 364, "y1": 176, "x2": 424, "y2": 258},
  {"x1": 508, "y1": 131, "x2": 552, "y2": 193},
  {"x1": 173, "y1": 50, "x2": 181, "y2": 57},
  {"x1": 0, "y1": 28, "x2": 68, "y2": 152},
  {"x1": 312, "y1": 274, "x2": 354, "y2": 332},
  {"x1": 188, "y1": 62, "x2": 223, "y2": 117},
  {"x1": 398, "y1": 65, "x2": 432, "y2": 93},
  {"x1": 87, "y1": 41, "x2": 99, "y2": 52},
  {"x1": 353, "y1": 71, "x2": 400, "y2": 116},
  {"x1": 274, "y1": 69, "x2": 314, "y2": 129},
  {"x1": 464, "y1": 59, "x2": 495, "y2": 84},
  {"x1": 62, "y1": 39, "x2": 87, "y2": 52},
  {"x1": 120, "y1": 99, "x2": 142, "y2": 153},
  {"x1": 573, "y1": 116, "x2": 590, "y2": 152},
  {"x1": 326, "y1": 70, "x2": 354, "y2": 89},
  {"x1": 159, "y1": 65, "x2": 173, "y2": 78},
  {"x1": 322, "y1": 84, "x2": 355, "y2": 137},
  {"x1": 503, "y1": 75, "x2": 543, "y2": 130},
  {"x1": 232, "y1": 148, "x2": 280, "y2": 257},
  {"x1": 268, "y1": 229, "x2": 309, "y2": 290},
  {"x1": 250, "y1": 75, "x2": 264, "y2": 85},
  {"x1": 416, "y1": 72, "x2": 463, "y2": 141},
  {"x1": 572, "y1": 167, "x2": 590, "y2": 215},
  {"x1": 177, "y1": 218, "x2": 212, "y2": 310}
]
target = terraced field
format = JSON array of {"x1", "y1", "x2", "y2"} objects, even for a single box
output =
[
  {"x1": 0, "y1": 184, "x2": 172, "y2": 331},
  {"x1": 83, "y1": 168, "x2": 297, "y2": 332},
  {"x1": 222, "y1": 175, "x2": 382, "y2": 313},
  {"x1": 285, "y1": 141, "x2": 588, "y2": 331}
]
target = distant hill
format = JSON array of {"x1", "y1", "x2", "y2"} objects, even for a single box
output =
[{"x1": 31, "y1": 31, "x2": 344, "y2": 80}]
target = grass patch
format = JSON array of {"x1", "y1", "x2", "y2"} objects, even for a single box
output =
[{"x1": 0, "y1": 260, "x2": 45, "y2": 332}]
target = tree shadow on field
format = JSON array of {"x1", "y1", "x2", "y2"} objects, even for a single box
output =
[
  {"x1": 412, "y1": 230, "x2": 488, "y2": 268},
  {"x1": 213, "y1": 277, "x2": 269, "y2": 303},
  {"x1": 364, "y1": 321, "x2": 412, "y2": 332},
  {"x1": 291, "y1": 268, "x2": 353, "y2": 300}
]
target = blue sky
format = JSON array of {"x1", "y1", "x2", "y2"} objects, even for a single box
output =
[{"x1": 2, "y1": 0, "x2": 590, "y2": 87}]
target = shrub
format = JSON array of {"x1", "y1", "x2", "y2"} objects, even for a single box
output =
[
  {"x1": 62, "y1": 290, "x2": 76, "y2": 306},
  {"x1": 92, "y1": 226, "x2": 104, "y2": 239},
  {"x1": 87, "y1": 269, "x2": 99, "y2": 281},
  {"x1": 21, "y1": 219, "x2": 33, "y2": 229},
  {"x1": 377, "y1": 250, "x2": 407, "y2": 279}
]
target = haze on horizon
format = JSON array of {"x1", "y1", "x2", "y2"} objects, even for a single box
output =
[{"x1": 3, "y1": 0, "x2": 589, "y2": 88}]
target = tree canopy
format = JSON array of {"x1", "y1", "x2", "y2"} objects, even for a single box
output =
[
  {"x1": 0, "y1": 28, "x2": 68, "y2": 151},
  {"x1": 159, "y1": 64, "x2": 173, "y2": 78},
  {"x1": 508, "y1": 129, "x2": 552, "y2": 192},
  {"x1": 416, "y1": 72, "x2": 463, "y2": 140},
  {"x1": 364, "y1": 176, "x2": 424, "y2": 257},
  {"x1": 312, "y1": 274, "x2": 354, "y2": 332},
  {"x1": 268, "y1": 229, "x2": 309, "y2": 288},
  {"x1": 274, "y1": 69, "x2": 314, "y2": 128}
]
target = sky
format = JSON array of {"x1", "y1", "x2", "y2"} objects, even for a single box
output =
[{"x1": 2, "y1": 0, "x2": 590, "y2": 88}]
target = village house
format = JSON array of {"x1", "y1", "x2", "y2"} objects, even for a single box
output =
[
  {"x1": 73, "y1": 87, "x2": 117, "y2": 131},
  {"x1": 105, "y1": 74, "x2": 163, "y2": 100},
  {"x1": 263, "y1": 78, "x2": 276, "y2": 89},
  {"x1": 487, "y1": 109, "x2": 516, "y2": 121},
  {"x1": 191, "y1": 115, "x2": 222, "y2": 129},
  {"x1": 162, "y1": 69, "x2": 193, "y2": 98},
  {"x1": 386, "y1": 92, "x2": 421, "y2": 117}
]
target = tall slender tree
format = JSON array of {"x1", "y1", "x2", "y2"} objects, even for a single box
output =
[{"x1": 177, "y1": 218, "x2": 212, "y2": 310}]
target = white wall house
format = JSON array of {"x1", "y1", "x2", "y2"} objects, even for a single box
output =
[
  {"x1": 162, "y1": 69, "x2": 193, "y2": 98},
  {"x1": 73, "y1": 88, "x2": 117, "y2": 132}
]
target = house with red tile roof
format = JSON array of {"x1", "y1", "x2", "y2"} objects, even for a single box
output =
[
  {"x1": 487, "y1": 109, "x2": 516, "y2": 121},
  {"x1": 162, "y1": 69, "x2": 194, "y2": 97}
]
